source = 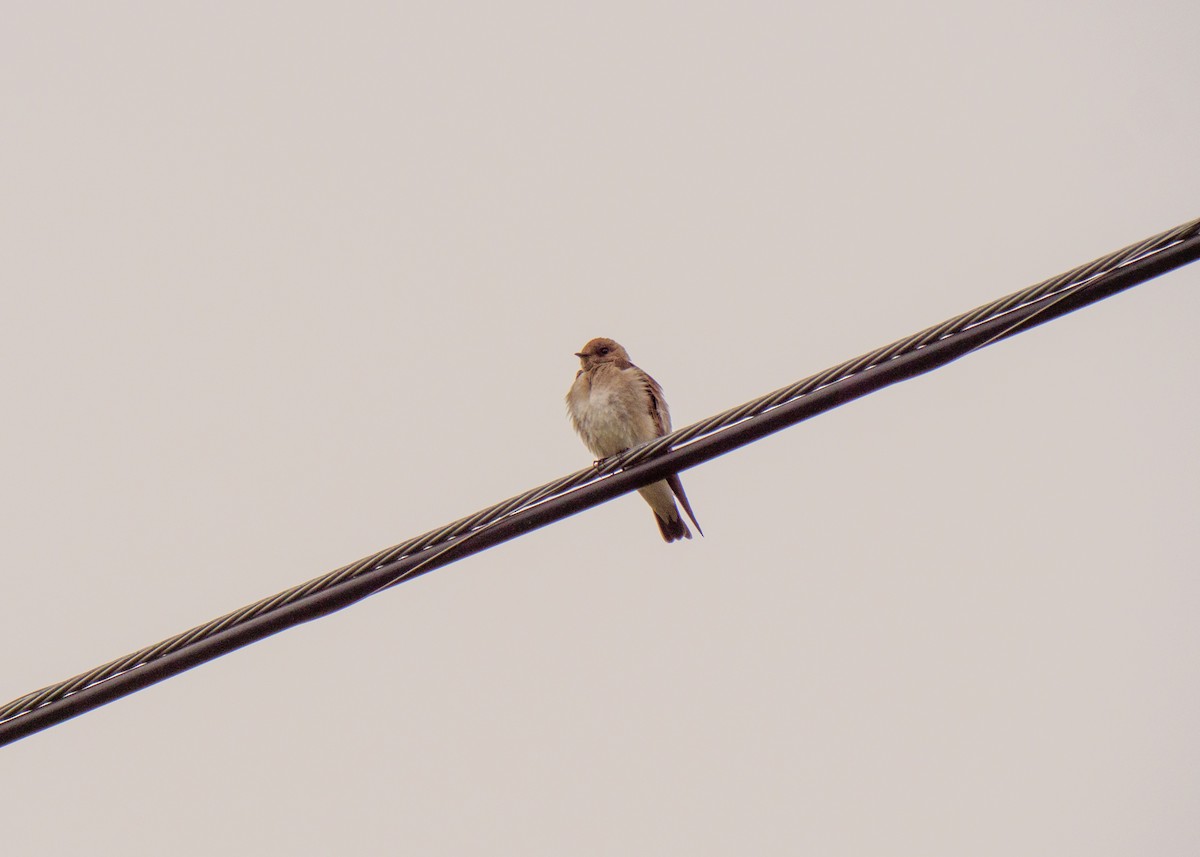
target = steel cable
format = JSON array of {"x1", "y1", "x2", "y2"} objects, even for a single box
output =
[{"x1": 2, "y1": 216, "x2": 1198, "y2": 745}]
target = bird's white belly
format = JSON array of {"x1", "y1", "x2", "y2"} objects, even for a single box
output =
[{"x1": 574, "y1": 388, "x2": 641, "y2": 457}]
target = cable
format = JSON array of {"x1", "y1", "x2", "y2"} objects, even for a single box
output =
[{"x1": 2, "y1": 217, "x2": 1198, "y2": 747}]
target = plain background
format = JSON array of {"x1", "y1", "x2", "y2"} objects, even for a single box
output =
[{"x1": 2, "y1": 3, "x2": 1198, "y2": 854}]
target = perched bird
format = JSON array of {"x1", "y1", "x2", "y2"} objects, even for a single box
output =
[{"x1": 566, "y1": 337, "x2": 703, "y2": 543}]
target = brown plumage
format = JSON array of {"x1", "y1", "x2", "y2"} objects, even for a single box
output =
[{"x1": 566, "y1": 338, "x2": 703, "y2": 543}]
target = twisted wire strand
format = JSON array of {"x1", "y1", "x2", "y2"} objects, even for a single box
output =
[{"x1": 3, "y1": 216, "x2": 1198, "y2": 724}]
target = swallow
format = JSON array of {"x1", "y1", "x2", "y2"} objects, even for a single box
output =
[{"x1": 566, "y1": 337, "x2": 703, "y2": 542}]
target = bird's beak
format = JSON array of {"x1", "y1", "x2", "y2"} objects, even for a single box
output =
[{"x1": 574, "y1": 352, "x2": 586, "y2": 358}]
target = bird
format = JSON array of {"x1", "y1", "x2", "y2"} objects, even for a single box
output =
[{"x1": 566, "y1": 337, "x2": 703, "y2": 543}]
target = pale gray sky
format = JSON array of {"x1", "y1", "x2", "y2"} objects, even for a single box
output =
[{"x1": 2, "y1": 3, "x2": 1198, "y2": 855}]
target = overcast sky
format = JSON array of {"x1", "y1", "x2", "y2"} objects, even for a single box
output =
[{"x1": 3, "y1": 3, "x2": 1198, "y2": 855}]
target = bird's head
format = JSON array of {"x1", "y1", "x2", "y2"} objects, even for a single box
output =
[{"x1": 574, "y1": 337, "x2": 629, "y2": 369}]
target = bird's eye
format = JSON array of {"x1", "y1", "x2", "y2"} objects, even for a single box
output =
[{"x1": 599, "y1": 347, "x2": 610, "y2": 355}]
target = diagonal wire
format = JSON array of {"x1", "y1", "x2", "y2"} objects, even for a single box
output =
[{"x1": 2, "y1": 215, "x2": 1198, "y2": 745}]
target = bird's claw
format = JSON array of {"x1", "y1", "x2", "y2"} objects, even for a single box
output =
[{"x1": 592, "y1": 454, "x2": 623, "y2": 472}]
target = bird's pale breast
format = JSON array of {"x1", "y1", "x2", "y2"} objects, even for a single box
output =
[{"x1": 568, "y1": 365, "x2": 656, "y2": 458}]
